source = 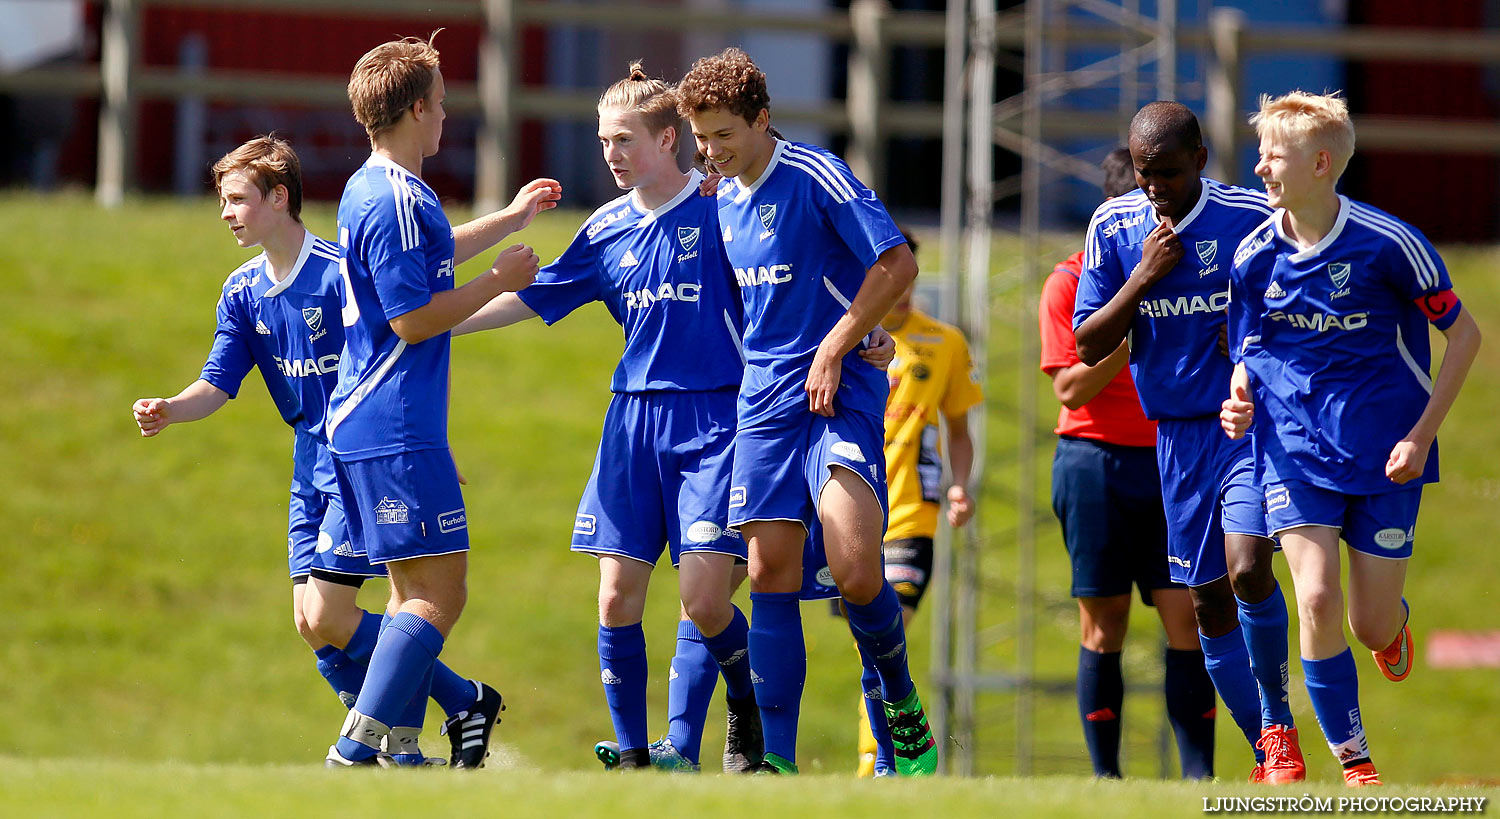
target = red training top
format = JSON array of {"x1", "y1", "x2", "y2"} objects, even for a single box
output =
[{"x1": 1038, "y1": 251, "x2": 1158, "y2": 447}]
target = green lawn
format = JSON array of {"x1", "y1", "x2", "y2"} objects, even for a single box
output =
[{"x1": 1, "y1": 191, "x2": 1497, "y2": 804}]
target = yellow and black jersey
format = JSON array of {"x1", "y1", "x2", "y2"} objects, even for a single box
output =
[{"x1": 883, "y1": 309, "x2": 983, "y2": 540}]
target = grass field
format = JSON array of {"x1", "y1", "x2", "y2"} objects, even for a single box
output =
[{"x1": 2, "y1": 191, "x2": 1498, "y2": 811}]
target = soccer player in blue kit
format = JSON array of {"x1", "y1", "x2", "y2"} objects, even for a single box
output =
[
  {"x1": 1073, "y1": 101, "x2": 1304, "y2": 783},
  {"x1": 323, "y1": 35, "x2": 560, "y2": 767},
  {"x1": 677, "y1": 48, "x2": 937, "y2": 775},
  {"x1": 1222, "y1": 91, "x2": 1480, "y2": 786},
  {"x1": 453, "y1": 65, "x2": 894, "y2": 773},
  {"x1": 132, "y1": 135, "x2": 510, "y2": 766}
]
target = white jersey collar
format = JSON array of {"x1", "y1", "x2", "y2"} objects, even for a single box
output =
[
  {"x1": 734, "y1": 138, "x2": 787, "y2": 198},
  {"x1": 1153, "y1": 178, "x2": 1211, "y2": 234},
  {"x1": 632, "y1": 169, "x2": 705, "y2": 227},
  {"x1": 366, "y1": 151, "x2": 419, "y2": 181},
  {"x1": 1279, "y1": 195, "x2": 1350, "y2": 262},
  {"x1": 264, "y1": 229, "x2": 316, "y2": 297}
]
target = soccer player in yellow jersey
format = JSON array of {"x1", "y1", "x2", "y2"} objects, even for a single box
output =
[{"x1": 854, "y1": 231, "x2": 984, "y2": 776}]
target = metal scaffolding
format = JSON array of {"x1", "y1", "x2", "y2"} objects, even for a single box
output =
[{"x1": 932, "y1": 0, "x2": 1178, "y2": 777}]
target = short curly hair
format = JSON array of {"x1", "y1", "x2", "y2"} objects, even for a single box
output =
[
  {"x1": 675, "y1": 47, "x2": 770, "y2": 124},
  {"x1": 348, "y1": 33, "x2": 442, "y2": 138}
]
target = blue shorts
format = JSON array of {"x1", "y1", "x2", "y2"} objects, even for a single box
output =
[
  {"x1": 1157, "y1": 417, "x2": 1267, "y2": 587},
  {"x1": 800, "y1": 520, "x2": 840, "y2": 601},
  {"x1": 1051, "y1": 436, "x2": 1179, "y2": 604},
  {"x1": 333, "y1": 448, "x2": 469, "y2": 565},
  {"x1": 1265, "y1": 480, "x2": 1420, "y2": 559},
  {"x1": 728, "y1": 409, "x2": 889, "y2": 532},
  {"x1": 286, "y1": 488, "x2": 386, "y2": 580},
  {"x1": 572, "y1": 391, "x2": 747, "y2": 566}
]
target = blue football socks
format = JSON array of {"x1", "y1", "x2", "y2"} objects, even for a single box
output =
[
  {"x1": 313, "y1": 645, "x2": 364, "y2": 709},
  {"x1": 1237, "y1": 583, "x2": 1295, "y2": 729},
  {"x1": 664, "y1": 619, "x2": 717, "y2": 764},
  {"x1": 702, "y1": 605, "x2": 754, "y2": 701},
  {"x1": 1303, "y1": 649, "x2": 1370, "y2": 766},
  {"x1": 748, "y1": 591, "x2": 805, "y2": 764},
  {"x1": 856, "y1": 639, "x2": 897, "y2": 775},
  {"x1": 1199, "y1": 626, "x2": 1267, "y2": 762},
  {"x1": 843, "y1": 583, "x2": 915, "y2": 704},
  {"x1": 335, "y1": 611, "x2": 444, "y2": 762},
  {"x1": 598, "y1": 623, "x2": 650, "y2": 753}
]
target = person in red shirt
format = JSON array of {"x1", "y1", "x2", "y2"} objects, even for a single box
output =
[{"x1": 1040, "y1": 148, "x2": 1215, "y2": 779}]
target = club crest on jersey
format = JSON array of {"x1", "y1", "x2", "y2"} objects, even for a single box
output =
[
  {"x1": 1196, "y1": 239, "x2": 1218, "y2": 266},
  {"x1": 374, "y1": 497, "x2": 409, "y2": 525},
  {"x1": 678, "y1": 226, "x2": 700, "y2": 253},
  {"x1": 302, "y1": 306, "x2": 323, "y2": 333},
  {"x1": 1329, "y1": 262, "x2": 1351, "y2": 292},
  {"x1": 758, "y1": 203, "x2": 776, "y2": 238}
]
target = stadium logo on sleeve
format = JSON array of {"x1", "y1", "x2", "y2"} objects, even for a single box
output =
[
  {"x1": 678, "y1": 227, "x2": 700, "y2": 253},
  {"x1": 1196, "y1": 239, "x2": 1218, "y2": 266},
  {"x1": 438, "y1": 508, "x2": 467, "y2": 534},
  {"x1": 1329, "y1": 262, "x2": 1352, "y2": 290},
  {"x1": 374, "y1": 497, "x2": 409, "y2": 525},
  {"x1": 574, "y1": 514, "x2": 597, "y2": 536}
]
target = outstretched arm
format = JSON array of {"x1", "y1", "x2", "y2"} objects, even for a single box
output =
[
  {"x1": 451, "y1": 179, "x2": 562, "y2": 265},
  {"x1": 452, "y1": 292, "x2": 540, "y2": 337},
  {"x1": 132, "y1": 379, "x2": 229, "y2": 437},
  {"x1": 389, "y1": 245, "x2": 540, "y2": 344},
  {"x1": 1387, "y1": 307, "x2": 1481, "y2": 484}
]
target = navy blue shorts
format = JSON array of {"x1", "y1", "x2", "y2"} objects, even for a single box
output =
[
  {"x1": 287, "y1": 488, "x2": 386, "y2": 579},
  {"x1": 1157, "y1": 417, "x2": 1267, "y2": 587},
  {"x1": 571, "y1": 391, "x2": 746, "y2": 567},
  {"x1": 1051, "y1": 436, "x2": 1179, "y2": 604},
  {"x1": 333, "y1": 448, "x2": 469, "y2": 565},
  {"x1": 1265, "y1": 480, "x2": 1420, "y2": 559}
]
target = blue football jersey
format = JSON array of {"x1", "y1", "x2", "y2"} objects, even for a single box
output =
[
  {"x1": 516, "y1": 170, "x2": 745, "y2": 393},
  {"x1": 326, "y1": 154, "x2": 457, "y2": 459},
  {"x1": 715, "y1": 139, "x2": 905, "y2": 424},
  {"x1": 199, "y1": 230, "x2": 345, "y2": 495},
  {"x1": 1229, "y1": 196, "x2": 1459, "y2": 494},
  {"x1": 1075, "y1": 179, "x2": 1273, "y2": 420}
]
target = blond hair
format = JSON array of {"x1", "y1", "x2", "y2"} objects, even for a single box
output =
[
  {"x1": 598, "y1": 61, "x2": 681, "y2": 150},
  {"x1": 211, "y1": 134, "x2": 303, "y2": 222},
  {"x1": 1250, "y1": 90, "x2": 1355, "y2": 180},
  {"x1": 348, "y1": 33, "x2": 442, "y2": 138}
]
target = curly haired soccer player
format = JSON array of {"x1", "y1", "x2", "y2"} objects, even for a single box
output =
[
  {"x1": 454, "y1": 63, "x2": 893, "y2": 773},
  {"x1": 677, "y1": 47, "x2": 937, "y2": 775},
  {"x1": 1222, "y1": 91, "x2": 1480, "y2": 786},
  {"x1": 321, "y1": 34, "x2": 559, "y2": 767}
]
